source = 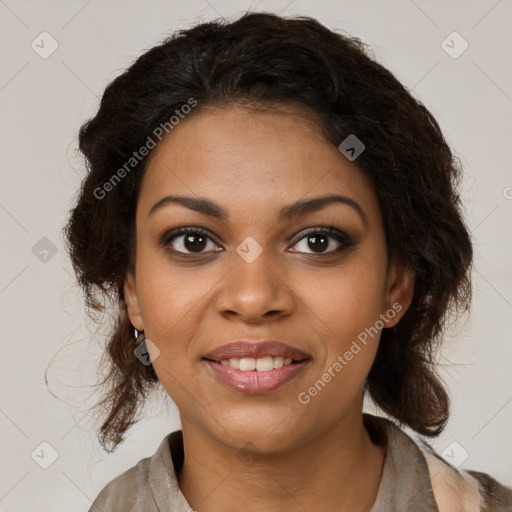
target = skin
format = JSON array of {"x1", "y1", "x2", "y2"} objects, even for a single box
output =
[{"x1": 124, "y1": 105, "x2": 415, "y2": 512}]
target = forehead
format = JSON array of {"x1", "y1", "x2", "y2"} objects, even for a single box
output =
[{"x1": 138, "y1": 106, "x2": 379, "y2": 222}]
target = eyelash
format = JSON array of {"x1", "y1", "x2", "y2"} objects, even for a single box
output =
[{"x1": 158, "y1": 225, "x2": 356, "y2": 258}]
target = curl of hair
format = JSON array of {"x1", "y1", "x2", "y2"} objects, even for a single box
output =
[{"x1": 63, "y1": 12, "x2": 472, "y2": 452}]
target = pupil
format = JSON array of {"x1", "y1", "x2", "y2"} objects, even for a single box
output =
[
  {"x1": 185, "y1": 234, "x2": 206, "y2": 252},
  {"x1": 309, "y1": 234, "x2": 328, "y2": 252}
]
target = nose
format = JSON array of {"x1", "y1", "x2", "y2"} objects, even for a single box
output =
[{"x1": 214, "y1": 245, "x2": 296, "y2": 323}]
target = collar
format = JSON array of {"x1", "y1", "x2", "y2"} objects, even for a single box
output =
[{"x1": 364, "y1": 413, "x2": 440, "y2": 511}]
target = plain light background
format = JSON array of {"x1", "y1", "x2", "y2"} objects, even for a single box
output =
[{"x1": 0, "y1": 0, "x2": 511, "y2": 510}]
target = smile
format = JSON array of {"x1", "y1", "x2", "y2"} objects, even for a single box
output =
[
  {"x1": 203, "y1": 358, "x2": 310, "y2": 394},
  {"x1": 218, "y1": 355, "x2": 295, "y2": 371}
]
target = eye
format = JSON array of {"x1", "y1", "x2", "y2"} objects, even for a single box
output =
[
  {"x1": 160, "y1": 227, "x2": 221, "y2": 256},
  {"x1": 289, "y1": 226, "x2": 355, "y2": 255},
  {"x1": 158, "y1": 225, "x2": 356, "y2": 257}
]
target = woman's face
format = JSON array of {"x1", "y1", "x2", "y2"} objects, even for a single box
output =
[{"x1": 124, "y1": 105, "x2": 414, "y2": 452}]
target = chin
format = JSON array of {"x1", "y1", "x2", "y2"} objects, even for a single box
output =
[{"x1": 215, "y1": 407, "x2": 304, "y2": 452}]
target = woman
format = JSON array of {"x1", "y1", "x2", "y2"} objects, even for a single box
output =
[{"x1": 63, "y1": 11, "x2": 512, "y2": 512}]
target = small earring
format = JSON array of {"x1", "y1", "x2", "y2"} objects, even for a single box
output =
[{"x1": 134, "y1": 328, "x2": 145, "y2": 344}]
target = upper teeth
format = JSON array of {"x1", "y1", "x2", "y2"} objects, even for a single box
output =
[{"x1": 219, "y1": 356, "x2": 293, "y2": 371}]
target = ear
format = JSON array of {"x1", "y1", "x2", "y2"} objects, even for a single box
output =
[
  {"x1": 123, "y1": 270, "x2": 144, "y2": 331},
  {"x1": 382, "y1": 260, "x2": 415, "y2": 328}
]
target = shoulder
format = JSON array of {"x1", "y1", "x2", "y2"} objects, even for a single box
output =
[
  {"x1": 416, "y1": 438, "x2": 512, "y2": 512},
  {"x1": 87, "y1": 430, "x2": 183, "y2": 512},
  {"x1": 364, "y1": 413, "x2": 512, "y2": 512},
  {"x1": 88, "y1": 456, "x2": 152, "y2": 512},
  {"x1": 466, "y1": 469, "x2": 512, "y2": 511}
]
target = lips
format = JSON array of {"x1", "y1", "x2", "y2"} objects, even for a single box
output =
[
  {"x1": 202, "y1": 340, "x2": 311, "y2": 363},
  {"x1": 202, "y1": 340, "x2": 312, "y2": 394},
  {"x1": 204, "y1": 359, "x2": 310, "y2": 394}
]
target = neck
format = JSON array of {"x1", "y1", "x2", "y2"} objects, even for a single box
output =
[{"x1": 177, "y1": 409, "x2": 386, "y2": 512}]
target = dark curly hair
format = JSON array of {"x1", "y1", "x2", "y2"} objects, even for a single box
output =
[{"x1": 62, "y1": 11, "x2": 473, "y2": 453}]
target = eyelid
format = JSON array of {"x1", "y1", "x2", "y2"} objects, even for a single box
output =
[
  {"x1": 289, "y1": 225, "x2": 354, "y2": 245},
  {"x1": 157, "y1": 226, "x2": 218, "y2": 247}
]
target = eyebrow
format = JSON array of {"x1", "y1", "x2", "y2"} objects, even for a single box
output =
[{"x1": 148, "y1": 194, "x2": 367, "y2": 226}]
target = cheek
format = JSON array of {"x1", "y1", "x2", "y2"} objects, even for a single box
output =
[
  {"x1": 296, "y1": 254, "x2": 387, "y2": 401},
  {"x1": 135, "y1": 260, "x2": 206, "y2": 405},
  {"x1": 293, "y1": 267, "x2": 385, "y2": 421},
  {"x1": 305, "y1": 258, "x2": 386, "y2": 342},
  {"x1": 134, "y1": 248, "x2": 211, "y2": 360}
]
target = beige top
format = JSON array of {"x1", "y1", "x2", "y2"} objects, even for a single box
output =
[{"x1": 88, "y1": 413, "x2": 512, "y2": 511}]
